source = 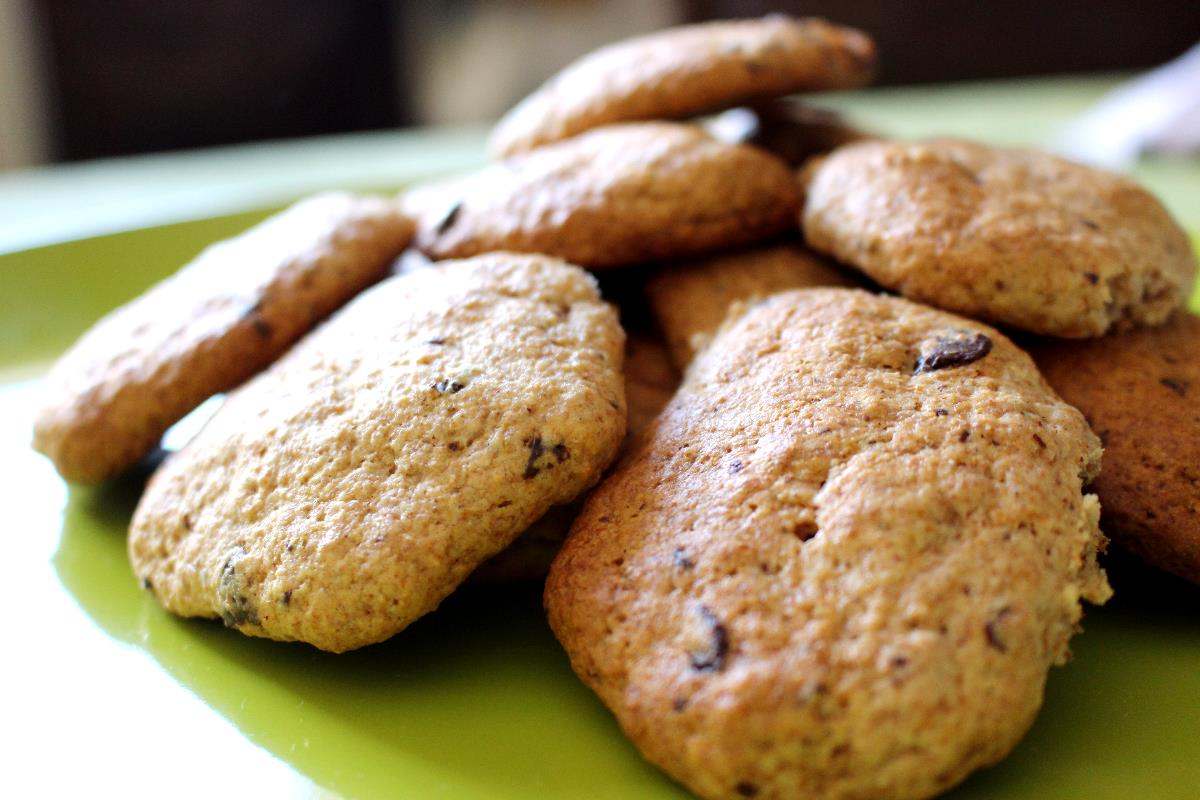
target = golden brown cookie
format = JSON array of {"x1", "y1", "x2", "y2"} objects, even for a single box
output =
[
  {"x1": 646, "y1": 241, "x2": 858, "y2": 369},
  {"x1": 1029, "y1": 312, "x2": 1200, "y2": 583},
  {"x1": 621, "y1": 335, "x2": 678, "y2": 438},
  {"x1": 404, "y1": 123, "x2": 800, "y2": 270},
  {"x1": 129, "y1": 253, "x2": 626, "y2": 653},
  {"x1": 32, "y1": 193, "x2": 414, "y2": 484},
  {"x1": 802, "y1": 139, "x2": 1197, "y2": 337},
  {"x1": 472, "y1": 333, "x2": 678, "y2": 584},
  {"x1": 489, "y1": 15, "x2": 876, "y2": 157},
  {"x1": 704, "y1": 99, "x2": 873, "y2": 167},
  {"x1": 547, "y1": 288, "x2": 1109, "y2": 800}
]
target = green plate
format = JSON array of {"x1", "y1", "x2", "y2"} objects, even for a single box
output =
[{"x1": 5, "y1": 208, "x2": 1200, "y2": 798}]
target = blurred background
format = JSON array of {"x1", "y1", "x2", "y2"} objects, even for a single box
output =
[{"x1": 1, "y1": 0, "x2": 1199, "y2": 170}]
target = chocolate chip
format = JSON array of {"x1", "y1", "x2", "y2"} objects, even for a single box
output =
[
  {"x1": 434, "y1": 201, "x2": 462, "y2": 234},
  {"x1": 1084, "y1": 272, "x2": 1099, "y2": 285},
  {"x1": 447, "y1": 441, "x2": 461, "y2": 451},
  {"x1": 141, "y1": 577, "x2": 153, "y2": 591},
  {"x1": 1161, "y1": 377, "x2": 1189, "y2": 397},
  {"x1": 792, "y1": 520, "x2": 819, "y2": 541},
  {"x1": 735, "y1": 781, "x2": 759, "y2": 797},
  {"x1": 673, "y1": 548, "x2": 695, "y2": 570},
  {"x1": 672, "y1": 697, "x2": 688, "y2": 712},
  {"x1": 915, "y1": 332, "x2": 993, "y2": 374},
  {"x1": 281, "y1": 590, "x2": 292, "y2": 606},
  {"x1": 959, "y1": 429, "x2": 971, "y2": 443},
  {"x1": 1081, "y1": 218, "x2": 1100, "y2": 230},
  {"x1": 728, "y1": 460, "x2": 743, "y2": 474},
  {"x1": 220, "y1": 599, "x2": 259, "y2": 628},
  {"x1": 243, "y1": 302, "x2": 272, "y2": 338},
  {"x1": 1032, "y1": 433, "x2": 1046, "y2": 449},
  {"x1": 182, "y1": 514, "x2": 192, "y2": 531},
  {"x1": 217, "y1": 549, "x2": 259, "y2": 627},
  {"x1": 426, "y1": 337, "x2": 447, "y2": 346},
  {"x1": 690, "y1": 606, "x2": 729, "y2": 672},
  {"x1": 432, "y1": 379, "x2": 465, "y2": 394},
  {"x1": 523, "y1": 436, "x2": 545, "y2": 479},
  {"x1": 524, "y1": 437, "x2": 569, "y2": 478},
  {"x1": 251, "y1": 317, "x2": 273, "y2": 338},
  {"x1": 934, "y1": 408, "x2": 948, "y2": 417},
  {"x1": 985, "y1": 606, "x2": 1012, "y2": 652}
]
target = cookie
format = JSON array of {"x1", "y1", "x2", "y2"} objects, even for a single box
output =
[
  {"x1": 489, "y1": 15, "x2": 876, "y2": 157},
  {"x1": 547, "y1": 288, "x2": 1109, "y2": 800},
  {"x1": 646, "y1": 241, "x2": 858, "y2": 369},
  {"x1": 802, "y1": 138, "x2": 1197, "y2": 337},
  {"x1": 404, "y1": 123, "x2": 800, "y2": 270},
  {"x1": 705, "y1": 99, "x2": 872, "y2": 167},
  {"x1": 621, "y1": 334, "x2": 678, "y2": 438},
  {"x1": 1029, "y1": 312, "x2": 1200, "y2": 583},
  {"x1": 32, "y1": 192, "x2": 414, "y2": 484},
  {"x1": 129, "y1": 253, "x2": 626, "y2": 653},
  {"x1": 473, "y1": 334, "x2": 678, "y2": 584}
]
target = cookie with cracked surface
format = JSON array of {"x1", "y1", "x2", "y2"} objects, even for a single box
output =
[
  {"x1": 1029, "y1": 311, "x2": 1200, "y2": 583},
  {"x1": 646, "y1": 241, "x2": 857, "y2": 369},
  {"x1": 32, "y1": 192, "x2": 414, "y2": 484},
  {"x1": 404, "y1": 122, "x2": 800, "y2": 270},
  {"x1": 547, "y1": 288, "x2": 1109, "y2": 800},
  {"x1": 489, "y1": 15, "x2": 875, "y2": 158},
  {"x1": 802, "y1": 139, "x2": 1197, "y2": 337},
  {"x1": 473, "y1": 333, "x2": 678, "y2": 583},
  {"x1": 129, "y1": 253, "x2": 626, "y2": 653}
]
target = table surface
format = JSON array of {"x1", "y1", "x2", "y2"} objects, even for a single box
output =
[{"x1": 1, "y1": 74, "x2": 1198, "y2": 256}]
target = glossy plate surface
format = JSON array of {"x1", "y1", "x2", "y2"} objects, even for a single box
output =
[{"x1": 5, "y1": 115, "x2": 1200, "y2": 798}]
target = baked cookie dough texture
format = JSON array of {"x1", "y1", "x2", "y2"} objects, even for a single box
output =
[
  {"x1": 548, "y1": 288, "x2": 1109, "y2": 800},
  {"x1": 405, "y1": 122, "x2": 800, "y2": 270},
  {"x1": 489, "y1": 15, "x2": 876, "y2": 157},
  {"x1": 130, "y1": 254, "x2": 626, "y2": 653},
  {"x1": 802, "y1": 139, "x2": 1197, "y2": 337},
  {"x1": 33, "y1": 192, "x2": 414, "y2": 483},
  {"x1": 647, "y1": 242, "x2": 857, "y2": 370},
  {"x1": 473, "y1": 334, "x2": 678, "y2": 584},
  {"x1": 1031, "y1": 312, "x2": 1200, "y2": 584}
]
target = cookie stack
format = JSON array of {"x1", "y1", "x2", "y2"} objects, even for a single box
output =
[{"x1": 31, "y1": 15, "x2": 1198, "y2": 800}]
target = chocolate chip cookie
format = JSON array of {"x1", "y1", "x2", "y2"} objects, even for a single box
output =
[
  {"x1": 130, "y1": 253, "x2": 626, "y2": 652},
  {"x1": 802, "y1": 139, "x2": 1197, "y2": 337},
  {"x1": 33, "y1": 193, "x2": 413, "y2": 483},
  {"x1": 490, "y1": 15, "x2": 876, "y2": 157},
  {"x1": 547, "y1": 288, "x2": 1109, "y2": 800},
  {"x1": 1030, "y1": 311, "x2": 1200, "y2": 583},
  {"x1": 404, "y1": 122, "x2": 800, "y2": 270}
]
